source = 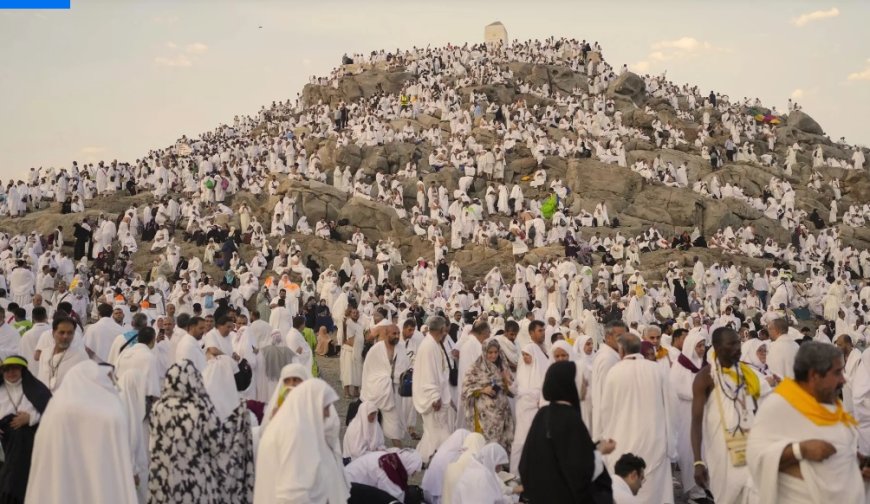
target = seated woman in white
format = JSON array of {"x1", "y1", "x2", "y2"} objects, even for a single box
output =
[
  {"x1": 314, "y1": 219, "x2": 331, "y2": 239},
  {"x1": 342, "y1": 401, "x2": 385, "y2": 461},
  {"x1": 203, "y1": 239, "x2": 217, "y2": 263},
  {"x1": 71, "y1": 196, "x2": 85, "y2": 213},
  {"x1": 530, "y1": 169, "x2": 546, "y2": 189},
  {"x1": 150, "y1": 228, "x2": 169, "y2": 252},
  {"x1": 296, "y1": 216, "x2": 313, "y2": 235}
]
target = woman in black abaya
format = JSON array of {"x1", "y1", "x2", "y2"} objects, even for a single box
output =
[
  {"x1": 673, "y1": 277, "x2": 690, "y2": 314},
  {"x1": 0, "y1": 356, "x2": 51, "y2": 504},
  {"x1": 518, "y1": 361, "x2": 613, "y2": 504}
]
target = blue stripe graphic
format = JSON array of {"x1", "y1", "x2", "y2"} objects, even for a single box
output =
[{"x1": 0, "y1": 0, "x2": 70, "y2": 8}]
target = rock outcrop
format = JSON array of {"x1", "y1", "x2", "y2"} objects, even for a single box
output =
[{"x1": 3, "y1": 43, "x2": 870, "y2": 290}]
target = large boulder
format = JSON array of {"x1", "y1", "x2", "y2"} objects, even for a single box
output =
[
  {"x1": 301, "y1": 70, "x2": 414, "y2": 107},
  {"x1": 271, "y1": 180, "x2": 348, "y2": 223},
  {"x1": 506, "y1": 157, "x2": 538, "y2": 180},
  {"x1": 607, "y1": 72, "x2": 646, "y2": 102},
  {"x1": 337, "y1": 197, "x2": 412, "y2": 242},
  {"x1": 621, "y1": 185, "x2": 700, "y2": 228},
  {"x1": 787, "y1": 111, "x2": 824, "y2": 136},
  {"x1": 466, "y1": 84, "x2": 517, "y2": 105},
  {"x1": 565, "y1": 159, "x2": 644, "y2": 214}
]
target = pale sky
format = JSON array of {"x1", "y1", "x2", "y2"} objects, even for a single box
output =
[{"x1": 0, "y1": 0, "x2": 868, "y2": 181}]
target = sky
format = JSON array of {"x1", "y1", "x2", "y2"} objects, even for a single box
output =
[{"x1": 0, "y1": 0, "x2": 868, "y2": 181}]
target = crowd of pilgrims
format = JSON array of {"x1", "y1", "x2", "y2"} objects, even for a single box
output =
[{"x1": 0, "y1": 36, "x2": 868, "y2": 504}]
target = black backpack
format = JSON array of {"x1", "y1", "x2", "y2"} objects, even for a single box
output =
[
  {"x1": 234, "y1": 359, "x2": 252, "y2": 391},
  {"x1": 398, "y1": 368, "x2": 413, "y2": 397}
]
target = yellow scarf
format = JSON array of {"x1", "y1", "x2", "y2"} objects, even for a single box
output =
[
  {"x1": 712, "y1": 351, "x2": 761, "y2": 400},
  {"x1": 775, "y1": 378, "x2": 857, "y2": 427}
]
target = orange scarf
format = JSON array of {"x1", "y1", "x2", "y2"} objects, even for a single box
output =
[{"x1": 775, "y1": 378, "x2": 857, "y2": 427}]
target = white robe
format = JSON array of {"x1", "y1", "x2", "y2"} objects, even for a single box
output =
[
  {"x1": 747, "y1": 392, "x2": 865, "y2": 504},
  {"x1": 853, "y1": 349, "x2": 870, "y2": 455},
  {"x1": 284, "y1": 328, "x2": 313, "y2": 373},
  {"x1": 117, "y1": 368, "x2": 149, "y2": 504},
  {"x1": 413, "y1": 334, "x2": 452, "y2": 462},
  {"x1": 844, "y1": 348, "x2": 863, "y2": 415},
  {"x1": 451, "y1": 449, "x2": 513, "y2": 504},
  {"x1": 203, "y1": 355, "x2": 242, "y2": 421},
  {"x1": 340, "y1": 319, "x2": 364, "y2": 388},
  {"x1": 0, "y1": 323, "x2": 20, "y2": 360},
  {"x1": 601, "y1": 355, "x2": 675, "y2": 504},
  {"x1": 361, "y1": 340, "x2": 410, "y2": 439},
  {"x1": 590, "y1": 344, "x2": 620, "y2": 441},
  {"x1": 421, "y1": 429, "x2": 470, "y2": 504},
  {"x1": 35, "y1": 344, "x2": 88, "y2": 392},
  {"x1": 115, "y1": 342, "x2": 162, "y2": 398},
  {"x1": 345, "y1": 450, "x2": 423, "y2": 502},
  {"x1": 25, "y1": 361, "x2": 138, "y2": 503},
  {"x1": 509, "y1": 343, "x2": 548, "y2": 475},
  {"x1": 253, "y1": 379, "x2": 350, "y2": 504},
  {"x1": 767, "y1": 337, "x2": 800, "y2": 380},
  {"x1": 701, "y1": 364, "x2": 764, "y2": 504},
  {"x1": 83, "y1": 317, "x2": 123, "y2": 363},
  {"x1": 174, "y1": 332, "x2": 207, "y2": 373},
  {"x1": 342, "y1": 401, "x2": 385, "y2": 459}
]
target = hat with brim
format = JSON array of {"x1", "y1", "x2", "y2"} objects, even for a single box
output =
[{"x1": 1, "y1": 356, "x2": 28, "y2": 369}]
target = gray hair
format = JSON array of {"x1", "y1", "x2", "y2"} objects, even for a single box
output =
[
  {"x1": 131, "y1": 312, "x2": 149, "y2": 330},
  {"x1": 618, "y1": 332, "x2": 642, "y2": 355},
  {"x1": 642, "y1": 325, "x2": 662, "y2": 338},
  {"x1": 427, "y1": 315, "x2": 447, "y2": 334},
  {"x1": 794, "y1": 341, "x2": 841, "y2": 382}
]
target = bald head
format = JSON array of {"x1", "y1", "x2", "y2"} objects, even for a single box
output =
[{"x1": 382, "y1": 324, "x2": 400, "y2": 346}]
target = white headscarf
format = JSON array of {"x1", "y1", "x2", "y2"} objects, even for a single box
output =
[
  {"x1": 442, "y1": 433, "x2": 487, "y2": 504},
  {"x1": 681, "y1": 330, "x2": 708, "y2": 370},
  {"x1": 421, "y1": 429, "x2": 471, "y2": 501},
  {"x1": 260, "y1": 363, "x2": 311, "y2": 434},
  {"x1": 342, "y1": 400, "x2": 385, "y2": 459},
  {"x1": 451, "y1": 443, "x2": 510, "y2": 504},
  {"x1": 549, "y1": 340, "x2": 576, "y2": 364},
  {"x1": 476, "y1": 442, "x2": 509, "y2": 471},
  {"x1": 253, "y1": 378, "x2": 349, "y2": 504},
  {"x1": 741, "y1": 338, "x2": 768, "y2": 373},
  {"x1": 517, "y1": 343, "x2": 549, "y2": 398}
]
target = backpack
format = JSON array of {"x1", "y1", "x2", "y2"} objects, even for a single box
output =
[
  {"x1": 398, "y1": 368, "x2": 414, "y2": 397},
  {"x1": 204, "y1": 294, "x2": 215, "y2": 309},
  {"x1": 528, "y1": 225, "x2": 537, "y2": 241},
  {"x1": 234, "y1": 359, "x2": 252, "y2": 391},
  {"x1": 220, "y1": 177, "x2": 229, "y2": 190}
]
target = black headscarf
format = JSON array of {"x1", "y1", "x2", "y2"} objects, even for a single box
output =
[
  {"x1": 0, "y1": 357, "x2": 52, "y2": 503},
  {"x1": 542, "y1": 361, "x2": 580, "y2": 411},
  {"x1": 519, "y1": 360, "x2": 612, "y2": 504},
  {"x1": 0, "y1": 357, "x2": 51, "y2": 414}
]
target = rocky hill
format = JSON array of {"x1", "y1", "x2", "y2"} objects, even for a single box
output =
[{"x1": 3, "y1": 43, "x2": 869, "y2": 287}]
